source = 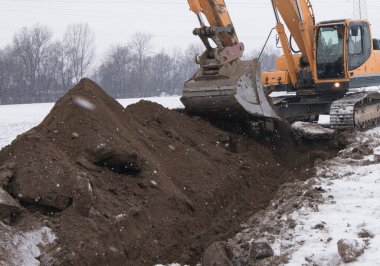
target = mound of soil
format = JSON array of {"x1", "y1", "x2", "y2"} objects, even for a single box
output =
[{"x1": 0, "y1": 79, "x2": 326, "y2": 265}]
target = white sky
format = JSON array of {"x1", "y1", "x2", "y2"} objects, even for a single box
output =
[{"x1": 1, "y1": 0, "x2": 380, "y2": 58}]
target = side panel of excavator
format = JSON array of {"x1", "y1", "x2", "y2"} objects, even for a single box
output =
[{"x1": 181, "y1": 59, "x2": 280, "y2": 120}]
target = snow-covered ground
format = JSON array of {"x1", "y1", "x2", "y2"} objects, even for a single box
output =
[
  {"x1": 0, "y1": 96, "x2": 183, "y2": 149},
  {"x1": 223, "y1": 126, "x2": 380, "y2": 265},
  {"x1": 0, "y1": 102, "x2": 54, "y2": 149},
  {"x1": 283, "y1": 127, "x2": 380, "y2": 265},
  {"x1": 0, "y1": 224, "x2": 56, "y2": 266}
]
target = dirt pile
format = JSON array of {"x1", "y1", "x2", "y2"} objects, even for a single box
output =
[{"x1": 0, "y1": 78, "x2": 330, "y2": 265}]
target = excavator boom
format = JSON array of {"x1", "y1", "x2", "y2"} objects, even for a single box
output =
[{"x1": 270, "y1": 0, "x2": 316, "y2": 87}]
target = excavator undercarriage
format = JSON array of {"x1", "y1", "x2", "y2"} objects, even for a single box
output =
[
  {"x1": 271, "y1": 90, "x2": 380, "y2": 130},
  {"x1": 330, "y1": 92, "x2": 380, "y2": 129}
]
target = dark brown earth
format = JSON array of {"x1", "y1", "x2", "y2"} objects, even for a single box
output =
[{"x1": 0, "y1": 79, "x2": 337, "y2": 265}]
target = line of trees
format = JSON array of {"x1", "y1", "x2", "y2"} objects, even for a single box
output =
[
  {"x1": 0, "y1": 24, "x2": 279, "y2": 105},
  {"x1": 0, "y1": 24, "x2": 96, "y2": 104},
  {"x1": 94, "y1": 33, "x2": 204, "y2": 99}
]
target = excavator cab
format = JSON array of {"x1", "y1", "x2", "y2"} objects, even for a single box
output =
[
  {"x1": 314, "y1": 20, "x2": 375, "y2": 92},
  {"x1": 181, "y1": 0, "x2": 280, "y2": 120}
]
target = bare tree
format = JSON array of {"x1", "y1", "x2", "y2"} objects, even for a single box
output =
[
  {"x1": 249, "y1": 46, "x2": 280, "y2": 71},
  {"x1": 63, "y1": 23, "x2": 96, "y2": 83},
  {"x1": 147, "y1": 51, "x2": 175, "y2": 95},
  {"x1": 0, "y1": 48, "x2": 15, "y2": 104},
  {"x1": 12, "y1": 24, "x2": 56, "y2": 100},
  {"x1": 39, "y1": 41, "x2": 66, "y2": 100},
  {"x1": 96, "y1": 44, "x2": 133, "y2": 98},
  {"x1": 182, "y1": 43, "x2": 204, "y2": 75},
  {"x1": 129, "y1": 32, "x2": 153, "y2": 95}
]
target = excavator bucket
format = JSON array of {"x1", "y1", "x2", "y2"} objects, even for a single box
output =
[{"x1": 181, "y1": 59, "x2": 280, "y2": 120}]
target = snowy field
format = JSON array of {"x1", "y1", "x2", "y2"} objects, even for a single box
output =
[{"x1": 0, "y1": 96, "x2": 183, "y2": 149}]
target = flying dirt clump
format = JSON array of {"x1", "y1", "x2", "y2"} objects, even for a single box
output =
[{"x1": 0, "y1": 78, "x2": 327, "y2": 265}]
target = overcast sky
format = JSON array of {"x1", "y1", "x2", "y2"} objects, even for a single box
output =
[{"x1": 1, "y1": 0, "x2": 380, "y2": 57}]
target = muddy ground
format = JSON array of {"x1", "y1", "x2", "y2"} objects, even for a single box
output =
[
  {"x1": 212, "y1": 129, "x2": 379, "y2": 266},
  {"x1": 0, "y1": 79, "x2": 342, "y2": 265}
]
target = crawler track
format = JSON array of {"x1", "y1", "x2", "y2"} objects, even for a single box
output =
[{"x1": 330, "y1": 92, "x2": 380, "y2": 130}]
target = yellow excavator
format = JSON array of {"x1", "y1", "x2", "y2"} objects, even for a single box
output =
[{"x1": 181, "y1": 0, "x2": 380, "y2": 130}]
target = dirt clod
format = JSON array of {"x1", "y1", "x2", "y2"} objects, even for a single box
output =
[
  {"x1": 337, "y1": 239, "x2": 365, "y2": 263},
  {"x1": 0, "y1": 168, "x2": 12, "y2": 187},
  {"x1": 0, "y1": 187, "x2": 23, "y2": 222},
  {"x1": 358, "y1": 229, "x2": 375, "y2": 239},
  {"x1": 249, "y1": 242, "x2": 274, "y2": 261},
  {"x1": 292, "y1": 122, "x2": 336, "y2": 140},
  {"x1": 202, "y1": 242, "x2": 233, "y2": 266}
]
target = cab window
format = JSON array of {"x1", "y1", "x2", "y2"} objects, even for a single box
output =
[
  {"x1": 316, "y1": 25, "x2": 345, "y2": 80},
  {"x1": 348, "y1": 22, "x2": 371, "y2": 70},
  {"x1": 348, "y1": 26, "x2": 363, "y2": 55}
]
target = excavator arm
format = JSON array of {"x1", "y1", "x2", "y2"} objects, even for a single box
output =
[
  {"x1": 187, "y1": 0, "x2": 244, "y2": 65},
  {"x1": 271, "y1": 0, "x2": 316, "y2": 88},
  {"x1": 181, "y1": 0, "x2": 280, "y2": 120}
]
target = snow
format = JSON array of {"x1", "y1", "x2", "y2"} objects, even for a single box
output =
[
  {"x1": 0, "y1": 102, "x2": 54, "y2": 149},
  {"x1": 348, "y1": 86, "x2": 380, "y2": 94},
  {"x1": 115, "y1": 213, "x2": 127, "y2": 220},
  {"x1": 279, "y1": 127, "x2": 380, "y2": 265},
  {"x1": 292, "y1": 121, "x2": 335, "y2": 140},
  {"x1": 0, "y1": 188, "x2": 6, "y2": 203},
  {"x1": 0, "y1": 187, "x2": 20, "y2": 210},
  {"x1": 318, "y1": 115, "x2": 330, "y2": 126},
  {"x1": 269, "y1": 91, "x2": 297, "y2": 98},
  {"x1": 0, "y1": 224, "x2": 56, "y2": 266},
  {"x1": 118, "y1": 96, "x2": 183, "y2": 110},
  {"x1": 0, "y1": 96, "x2": 182, "y2": 149},
  {"x1": 73, "y1": 96, "x2": 96, "y2": 111}
]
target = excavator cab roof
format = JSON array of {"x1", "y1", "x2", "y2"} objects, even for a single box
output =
[
  {"x1": 317, "y1": 19, "x2": 370, "y2": 26},
  {"x1": 318, "y1": 19, "x2": 346, "y2": 25}
]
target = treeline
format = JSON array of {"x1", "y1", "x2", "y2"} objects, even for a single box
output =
[
  {"x1": 0, "y1": 24, "x2": 279, "y2": 105},
  {"x1": 94, "y1": 34, "x2": 203, "y2": 99},
  {"x1": 0, "y1": 24, "x2": 95, "y2": 104}
]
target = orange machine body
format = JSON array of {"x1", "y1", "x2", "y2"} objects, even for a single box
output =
[{"x1": 263, "y1": 0, "x2": 380, "y2": 95}]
